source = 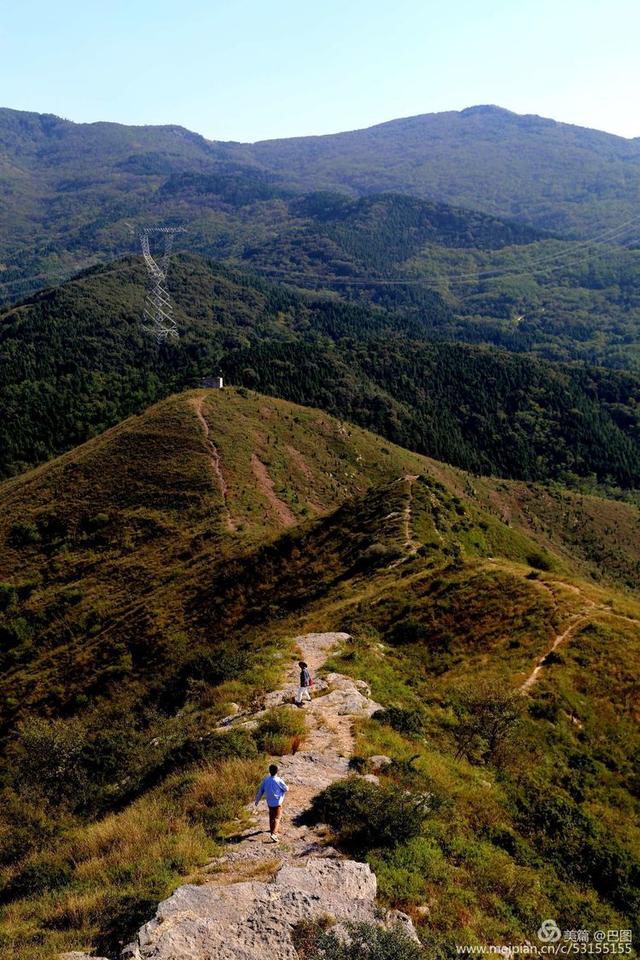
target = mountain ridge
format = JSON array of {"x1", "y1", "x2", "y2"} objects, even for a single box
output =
[
  {"x1": 252, "y1": 102, "x2": 640, "y2": 146},
  {"x1": 3, "y1": 102, "x2": 638, "y2": 146},
  {"x1": 1, "y1": 387, "x2": 639, "y2": 958}
]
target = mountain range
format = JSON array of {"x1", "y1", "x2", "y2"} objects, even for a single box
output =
[{"x1": 2, "y1": 104, "x2": 640, "y2": 303}]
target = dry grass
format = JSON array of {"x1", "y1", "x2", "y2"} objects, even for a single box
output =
[
  {"x1": 200, "y1": 857, "x2": 281, "y2": 886},
  {"x1": 0, "y1": 757, "x2": 264, "y2": 960},
  {"x1": 1, "y1": 389, "x2": 639, "y2": 956}
]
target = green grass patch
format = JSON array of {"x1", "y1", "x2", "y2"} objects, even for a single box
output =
[{"x1": 254, "y1": 706, "x2": 307, "y2": 756}]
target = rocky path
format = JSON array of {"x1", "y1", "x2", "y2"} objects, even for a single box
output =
[
  {"x1": 116, "y1": 634, "x2": 417, "y2": 960},
  {"x1": 520, "y1": 611, "x2": 593, "y2": 692},
  {"x1": 250, "y1": 453, "x2": 297, "y2": 528},
  {"x1": 212, "y1": 633, "x2": 377, "y2": 872}
]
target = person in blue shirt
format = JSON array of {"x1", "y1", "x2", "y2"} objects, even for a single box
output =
[{"x1": 254, "y1": 763, "x2": 289, "y2": 842}]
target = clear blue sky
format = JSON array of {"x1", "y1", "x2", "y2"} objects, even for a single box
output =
[{"x1": 2, "y1": 0, "x2": 639, "y2": 141}]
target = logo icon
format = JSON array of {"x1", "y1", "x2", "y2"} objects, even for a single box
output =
[{"x1": 538, "y1": 920, "x2": 561, "y2": 943}]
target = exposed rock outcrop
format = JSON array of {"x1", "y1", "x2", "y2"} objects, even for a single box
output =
[
  {"x1": 59, "y1": 954, "x2": 109, "y2": 960},
  {"x1": 123, "y1": 859, "x2": 411, "y2": 960}
]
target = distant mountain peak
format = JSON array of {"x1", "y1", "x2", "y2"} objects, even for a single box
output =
[{"x1": 459, "y1": 104, "x2": 515, "y2": 116}]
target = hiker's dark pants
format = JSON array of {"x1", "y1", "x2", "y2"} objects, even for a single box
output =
[{"x1": 268, "y1": 804, "x2": 283, "y2": 834}]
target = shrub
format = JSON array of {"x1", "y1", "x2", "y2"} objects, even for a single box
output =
[
  {"x1": 10, "y1": 713, "x2": 172, "y2": 814},
  {"x1": 369, "y1": 835, "x2": 447, "y2": 906},
  {"x1": 543, "y1": 650, "x2": 564, "y2": 666},
  {"x1": 348, "y1": 756, "x2": 368, "y2": 773},
  {"x1": 450, "y1": 680, "x2": 522, "y2": 764},
  {"x1": 254, "y1": 707, "x2": 306, "y2": 756},
  {"x1": 164, "y1": 727, "x2": 258, "y2": 770},
  {"x1": 80, "y1": 512, "x2": 111, "y2": 533},
  {"x1": 306, "y1": 777, "x2": 430, "y2": 853},
  {"x1": 8, "y1": 521, "x2": 40, "y2": 547},
  {"x1": 163, "y1": 647, "x2": 248, "y2": 710},
  {"x1": 387, "y1": 616, "x2": 424, "y2": 646},
  {"x1": 0, "y1": 583, "x2": 17, "y2": 611},
  {"x1": 11, "y1": 716, "x2": 91, "y2": 808},
  {"x1": 355, "y1": 542, "x2": 403, "y2": 572},
  {"x1": 292, "y1": 919, "x2": 426, "y2": 959},
  {"x1": 35, "y1": 511, "x2": 68, "y2": 541},
  {"x1": 4, "y1": 851, "x2": 73, "y2": 901},
  {"x1": 528, "y1": 696, "x2": 560, "y2": 722},
  {"x1": 372, "y1": 706, "x2": 423, "y2": 735},
  {"x1": 0, "y1": 616, "x2": 33, "y2": 648},
  {"x1": 526, "y1": 551, "x2": 553, "y2": 571}
]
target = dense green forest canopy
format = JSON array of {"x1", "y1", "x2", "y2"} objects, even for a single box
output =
[
  {"x1": 216, "y1": 192, "x2": 640, "y2": 374},
  {"x1": 1, "y1": 254, "x2": 639, "y2": 488}
]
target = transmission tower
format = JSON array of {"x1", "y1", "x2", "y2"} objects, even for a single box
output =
[{"x1": 140, "y1": 227, "x2": 185, "y2": 342}]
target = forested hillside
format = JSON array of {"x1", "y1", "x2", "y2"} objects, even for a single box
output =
[
  {"x1": 2, "y1": 105, "x2": 640, "y2": 304},
  {"x1": 224, "y1": 192, "x2": 640, "y2": 374},
  {"x1": 2, "y1": 254, "x2": 640, "y2": 487},
  {"x1": 247, "y1": 106, "x2": 640, "y2": 235},
  {"x1": 3, "y1": 126, "x2": 639, "y2": 384}
]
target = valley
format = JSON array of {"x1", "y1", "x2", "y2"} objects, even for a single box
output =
[{"x1": 2, "y1": 254, "x2": 639, "y2": 489}]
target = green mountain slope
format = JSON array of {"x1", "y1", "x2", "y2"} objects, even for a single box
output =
[
  {"x1": 2, "y1": 254, "x2": 640, "y2": 488},
  {"x1": 2, "y1": 105, "x2": 640, "y2": 303},
  {"x1": 223, "y1": 191, "x2": 640, "y2": 374},
  {"x1": 247, "y1": 105, "x2": 640, "y2": 235},
  {"x1": 2, "y1": 104, "x2": 639, "y2": 381},
  {"x1": 0, "y1": 389, "x2": 638, "y2": 957},
  {"x1": 3, "y1": 387, "x2": 637, "y2": 746}
]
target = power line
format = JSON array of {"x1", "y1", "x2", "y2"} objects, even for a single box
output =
[
  {"x1": 1, "y1": 214, "x2": 638, "y2": 302},
  {"x1": 244, "y1": 216, "x2": 640, "y2": 289}
]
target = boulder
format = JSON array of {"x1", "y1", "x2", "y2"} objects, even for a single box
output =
[
  {"x1": 125, "y1": 858, "x2": 416, "y2": 960},
  {"x1": 368, "y1": 754, "x2": 392, "y2": 770}
]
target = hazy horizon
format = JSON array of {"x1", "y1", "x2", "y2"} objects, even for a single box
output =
[{"x1": 2, "y1": 101, "x2": 639, "y2": 145}]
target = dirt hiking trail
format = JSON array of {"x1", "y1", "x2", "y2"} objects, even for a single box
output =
[{"x1": 191, "y1": 396, "x2": 236, "y2": 532}]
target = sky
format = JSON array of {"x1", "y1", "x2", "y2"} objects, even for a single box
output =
[{"x1": 1, "y1": 0, "x2": 639, "y2": 142}]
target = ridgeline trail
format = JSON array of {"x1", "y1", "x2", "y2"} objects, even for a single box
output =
[
  {"x1": 388, "y1": 475, "x2": 420, "y2": 568},
  {"x1": 190, "y1": 396, "x2": 237, "y2": 532},
  {"x1": 250, "y1": 453, "x2": 297, "y2": 528},
  {"x1": 519, "y1": 578, "x2": 640, "y2": 692}
]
